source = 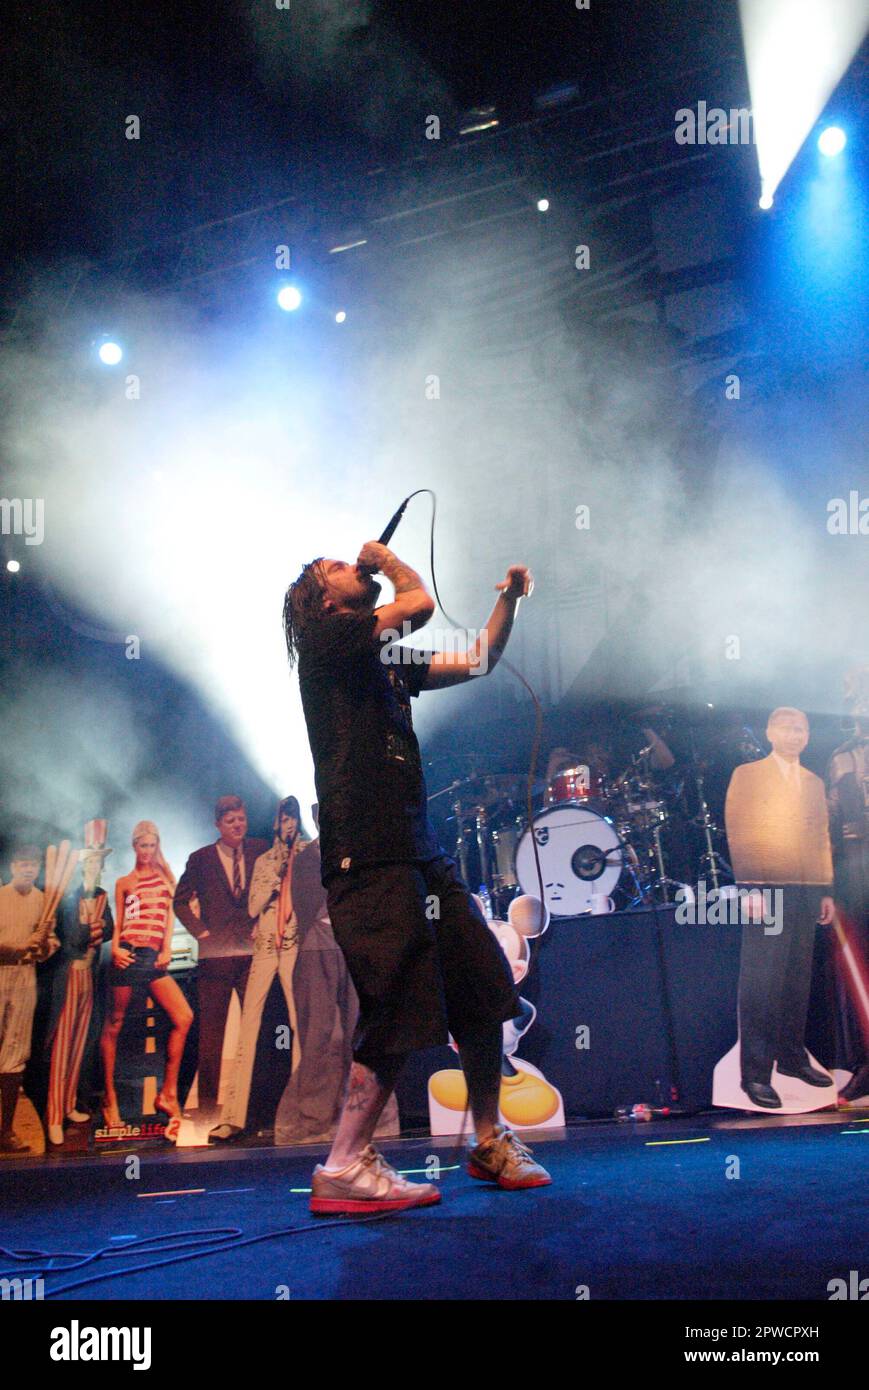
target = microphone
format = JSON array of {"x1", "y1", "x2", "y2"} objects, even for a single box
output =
[
  {"x1": 359, "y1": 495, "x2": 412, "y2": 573},
  {"x1": 378, "y1": 496, "x2": 411, "y2": 547}
]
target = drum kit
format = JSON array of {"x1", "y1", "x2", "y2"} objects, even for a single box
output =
[
  {"x1": 431, "y1": 757, "x2": 666, "y2": 919},
  {"x1": 430, "y1": 723, "x2": 743, "y2": 920}
]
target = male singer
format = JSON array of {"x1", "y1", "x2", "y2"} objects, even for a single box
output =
[
  {"x1": 725, "y1": 707, "x2": 835, "y2": 1109},
  {"x1": 283, "y1": 540, "x2": 550, "y2": 1213}
]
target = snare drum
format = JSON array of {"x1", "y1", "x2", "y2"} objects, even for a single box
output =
[{"x1": 546, "y1": 764, "x2": 606, "y2": 806}]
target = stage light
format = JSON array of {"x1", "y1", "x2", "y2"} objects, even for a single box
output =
[
  {"x1": 98, "y1": 341, "x2": 123, "y2": 365},
  {"x1": 759, "y1": 190, "x2": 774, "y2": 210},
  {"x1": 6, "y1": 559, "x2": 20, "y2": 573},
  {"x1": 328, "y1": 238, "x2": 367, "y2": 255},
  {"x1": 818, "y1": 125, "x2": 847, "y2": 157},
  {"x1": 458, "y1": 106, "x2": 499, "y2": 136},
  {"x1": 533, "y1": 83, "x2": 579, "y2": 111},
  {"x1": 739, "y1": 0, "x2": 867, "y2": 204},
  {"x1": 277, "y1": 285, "x2": 302, "y2": 312},
  {"x1": 536, "y1": 198, "x2": 550, "y2": 213},
  {"x1": 335, "y1": 310, "x2": 347, "y2": 324}
]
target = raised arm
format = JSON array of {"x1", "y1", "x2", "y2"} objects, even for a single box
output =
[
  {"x1": 422, "y1": 565, "x2": 533, "y2": 690},
  {"x1": 357, "y1": 542, "x2": 436, "y2": 639}
]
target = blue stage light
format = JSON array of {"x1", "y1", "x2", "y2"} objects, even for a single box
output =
[
  {"x1": 277, "y1": 285, "x2": 302, "y2": 312},
  {"x1": 818, "y1": 125, "x2": 846, "y2": 157},
  {"x1": 98, "y1": 341, "x2": 123, "y2": 365}
]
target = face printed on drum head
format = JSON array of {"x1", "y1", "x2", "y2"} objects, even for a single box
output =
[{"x1": 517, "y1": 805, "x2": 622, "y2": 918}]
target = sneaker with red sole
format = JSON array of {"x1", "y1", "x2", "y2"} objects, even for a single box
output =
[
  {"x1": 310, "y1": 1144, "x2": 442, "y2": 1215},
  {"x1": 467, "y1": 1124, "x2": 551, "y2": 1189}
]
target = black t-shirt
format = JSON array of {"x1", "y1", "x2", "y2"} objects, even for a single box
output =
[{"x1": 297, "y1": 610, "x2": 440, "y2": 881}]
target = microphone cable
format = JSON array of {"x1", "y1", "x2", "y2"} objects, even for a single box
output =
[
  {"x1": 389, "y1": 488, "x2": 549, "y2": 1165},
  {"x1": 393, "y1": 488, "x2": 547, "y2": 923}
]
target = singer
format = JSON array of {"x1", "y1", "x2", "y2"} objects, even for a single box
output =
[{"x1": 282, "y1": 539, "x2": 550, "y2": 1213}]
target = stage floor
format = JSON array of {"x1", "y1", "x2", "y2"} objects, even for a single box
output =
[{"x1": 1, "y1": 1110, "x2": 866, "y2": 1301}]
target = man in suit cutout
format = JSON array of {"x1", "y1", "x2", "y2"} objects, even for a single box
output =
[
  {"x1": 173, "y1": 796, "x2": 269, "y2": 1124},
  {"x1": 725, "y1": 707, "x2": 835, "y2": 1109}
]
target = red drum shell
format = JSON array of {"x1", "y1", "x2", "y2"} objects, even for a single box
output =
[{"x1": 546, "y1": 765, "x2": 605, "y2": 805}]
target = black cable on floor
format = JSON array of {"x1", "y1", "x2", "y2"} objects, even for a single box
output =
[{"x1": 0, "y1": 1202, "x2": 439, "y2": 1298}]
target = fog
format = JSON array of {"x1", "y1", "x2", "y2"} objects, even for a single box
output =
[{"x1": 1, "y1": 217, "x2": 865, "y2": 861}]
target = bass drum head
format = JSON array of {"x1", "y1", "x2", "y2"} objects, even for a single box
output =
[{"x1": 515, "y1": 804, "x2": 623, "y2": 917}]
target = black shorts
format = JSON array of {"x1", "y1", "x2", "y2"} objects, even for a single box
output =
[
  {"x1": 325, "y1": 855, "x2": 519, "y2": 1064},
  {"x1": 108, "y1": 945, "x2": 168, "y2": 990}
]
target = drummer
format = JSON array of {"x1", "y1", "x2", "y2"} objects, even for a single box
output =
[
  {"x1": 630, "y1": 710, "x2": 676, "y2": 774},
  {"x1": 543, "y1": 721, "x2": 675, "y2": 806}
]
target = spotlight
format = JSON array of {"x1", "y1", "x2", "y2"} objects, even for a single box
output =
[
  {"x1": 277, "y1": 286, "x2": 302, "y2": 312},
  {"x1": 759, "y1": 190, "x2": 774, "y2": 210},
  {"x1": 6, "y1": 559, "x2": 20, "y2": 574},
  {"x1": 818, "y1": 125, "x2": 846, "y2": 157},
  {"x1": 335, "y1": 310, "x2": 347, "y2": 324},
  {"x1": 740, "y1": 0, "x2": 865, "y2": 205},
  {"x1": 98, "y1": 340, "x2": 123, "y2": 365},
  {"x1": 536, "y1": 198, "x2": 550, "y2": 213}
]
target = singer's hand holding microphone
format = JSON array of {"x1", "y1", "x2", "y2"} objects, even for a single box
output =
[
  {"x1": 358, "y1": 495, "x2": 533, "y2": 607},
  {"x1": 357, "y1": 495, "x2": 413, "y2": 576},
  {"x1": 356, "y1": 540, "x2": 394, "y2": 575}
]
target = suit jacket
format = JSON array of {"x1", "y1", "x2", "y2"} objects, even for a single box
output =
[
  {"x1": 725, "y1": 755, "x2": 833, "y2": 886},
  {"x1": 173, "y1": 839, "x2": 270, "y2": 959},
  {"x1": 44, "y1": 885, "x2": 114, "y2": 1047}
]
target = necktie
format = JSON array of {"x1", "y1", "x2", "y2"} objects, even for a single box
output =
[{"x1": 232, "y1": 846, "x2": 242, "y2": 901}]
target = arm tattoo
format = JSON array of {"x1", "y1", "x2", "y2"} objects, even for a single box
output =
[{"x1": 382, "y1": 558, "x2": 426, "y2": 595}]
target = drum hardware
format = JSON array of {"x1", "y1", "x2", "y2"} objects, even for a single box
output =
[
  {"x1": 685, "y1": 725, "x2": 733, "y2": 894},
  {"x1": 691, "y1": 770, "x2": 732, "y2": 893},
  {"x1": 608, "y1": 751, "x2": 681, "y2": 906},
  {"x1": 474, "y1": 804, "x2": 493, "y2": 896},
  {"x1": 440, "y1": 773, "x2": 531, "y2": 907}
]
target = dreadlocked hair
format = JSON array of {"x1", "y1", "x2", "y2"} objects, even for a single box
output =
[{"x1": 283, "y1": 558, "x2": 326, "y2": 668}]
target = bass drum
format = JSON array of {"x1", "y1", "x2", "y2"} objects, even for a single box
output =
[{"x1": 515, "y1": 804, "x2": 623, "y2": 918}]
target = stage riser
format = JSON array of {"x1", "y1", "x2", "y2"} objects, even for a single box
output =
[{"x1": 397, "y1": 906, "x2": 745, "y2": 1121}]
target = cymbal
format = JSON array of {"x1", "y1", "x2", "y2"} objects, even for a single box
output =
[{"x1": 451, "y1": 773, "x2": 544, "y2": 809}]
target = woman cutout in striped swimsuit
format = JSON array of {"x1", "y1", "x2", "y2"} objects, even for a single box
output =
[{"x1": 100, "y1": 821, "x2": 193, "y2": 1129}]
